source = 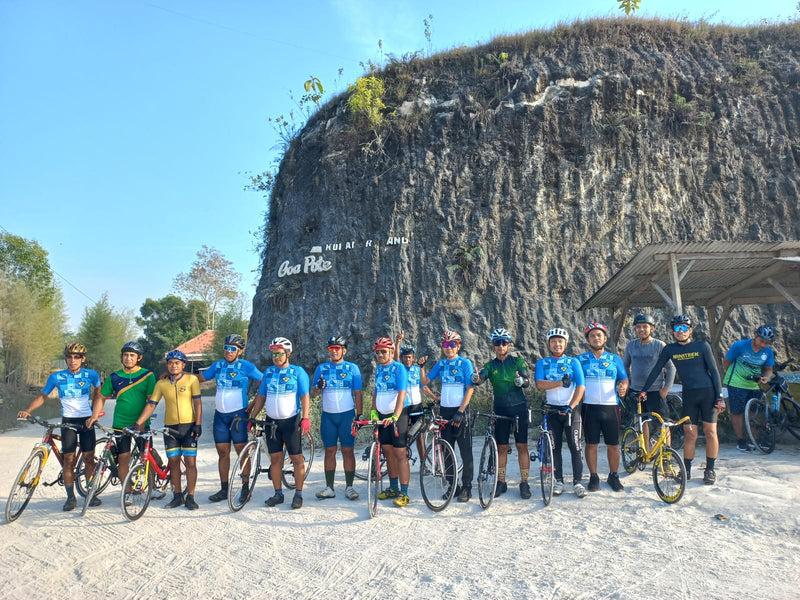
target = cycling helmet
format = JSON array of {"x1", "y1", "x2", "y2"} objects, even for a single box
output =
[
  {"x1": 64, "y1": 342, "x2": 87, "y2": 357},
  {"x1": 633, "y1": 314, "x2": 655, "y2": 326},
  {"x1": 224, "y1": 334, "x2": 246, "y2": 349},
  {"x1": 326, "y1": 335, "x2": 348, "y2": 348},
  {"x1": 373, "y1": 337, "x2": 395, "y2": 351},
  {"x1": 441, "y1": 330, "x2": 462, "y2": 344},
  {"x1": 755, "y1": 325, "x2": 775, "y2": 342},
  {"x1": 165, "y1": 349, "x2": 187, "y2": 362},
  {"x1": 490, "y1": 328, "x2": 512, "y2": 343},
  {"x1": 399, "y1": 345, "x2": 416, "y2": 356},
  {"x1": 121, "y1": 341, "x2": 144, "y2": 355},
  {"x1": 584, "y1": 322, "x2": 609, "y2": 338},
  {"x1": 671, "y1": 315, "x2": 692, "y2": 328},
  {"x1": 270, "y1": 337, "x2": 293, "y2": 353},
  {"x1": 547, "y1": 328, "x2": 569, "y2": 342}
]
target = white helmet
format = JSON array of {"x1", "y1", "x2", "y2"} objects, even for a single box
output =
[
  {"x1": 546, "y1": 328, "x2": 569, "y2": 342},
  {"x1": 270, "y1": 337, "x2": 293, "y2": 353}
]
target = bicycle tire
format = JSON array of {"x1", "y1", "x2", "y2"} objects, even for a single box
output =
[
  {"x1": 120, "y1": 462, "x2": 153, "y2": 521},
  {"x1": 75, "y1": 436, "x2": 110, "y2": 497},
  {"x1": 80, "y1": 456, "x2": 110, "y2": 516},
  {"x1": 652, "y1": 445, "x2": 686, "y2": 504},
  {"x1": 228, "y1": 440, "x2": 261, "y2": 512},
  {"x1": 780, "y1": 397, "x2": 800, "y2": 440},
  {"x1": 366, "y1": 441, "x2": 379, "y2": 518},
  {"x1": 539, "y1": 431, "x2": 554, "y2": 506},
  {"x1": 5, "y1": 448, "x2": 47, "y2": 523},
  {"x1": 621, "y1": 427, "x2": 642, "y2": 473},
  {"x1": 665, "y1": 394, "x2": 685, "y2": 450},
  {"x1": 354, "y1": 428, "x2": 387, "y2": 480},
  {"x1": 282, "y1": 430, "x2": 314, "y2": 489},
  {"x1": 745, "y1": 397, "x2": 776, "y2": 454},
  {"x1": 420, "y1": 440, "x2": 457, "y2": 512},
  {"x1": 477, "y1": 437, "x2": 498, "y2": 510}
]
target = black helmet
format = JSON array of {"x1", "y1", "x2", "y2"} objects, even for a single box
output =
[
  {"x1": 671, "y1": 315, "x2": 692, "y2": 328},
  {"x1": 755, "y1": 325, "x2": 775, "y2": 342},
  {"x1": 64, "y1": 342, "x2": 87, "y2": 357},
  {"x1": 121, "y1": 341, "x2": 144, "y2": 356},
  {"x1": 633, "y1": 314, "x2": 655, "y2": 326},
  {"x1": 326, "y1": 335, "x2": 347, "y2": 348},
  {"x1": 399, "y1": 345, "x2": 416, "y2": 356},
  {"x1": 224, "y1": 334, "x2": 246, "y2": 349}
]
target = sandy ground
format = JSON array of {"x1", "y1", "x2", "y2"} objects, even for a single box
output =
[{"x1": 2, "y1": 397, "x2": 799, "y2": 600}]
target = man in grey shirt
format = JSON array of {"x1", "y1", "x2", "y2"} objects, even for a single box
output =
[{"x1": 623, "y1": 314, "x2": 676, "y2": 447}]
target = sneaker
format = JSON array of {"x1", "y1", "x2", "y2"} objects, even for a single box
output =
[
  {"x1": 184, "y1": 494, "x2": 199, "y2": 510},
  {"x1": 393, "y1": 494, "x2": 410, "y2": 507},
  {"x1": 607, "y1": 473, "x2": 624, "y2": 492},
  {"x1": 89, "y1": 496, "x2": 102, "y2": 507},
  {"x1": 344, "y1": 486, "x2": 359, "y2": 500},
  {"x1": 588, "y1": 473, "x2": 600, "y2": 492},
  {"x1": 573, "y1": 482, "x2": 587, "y2": 498},
  {"x1": 495, "y1": 480, "x2": 508, "y2": 497},
  {"x1": 519, "y1": 481, "x2": 532, "y2": 499},
  {"x1": 265, "y1": 492, "x2": 284, "y2": 507},
  {"x1": 377, "y1": 488, "x2": 398, "y2": 500},
  {"x1": 291, "y1": 494, "x2": 303, "y2": 509},
  {"x1": 208, "y1": 489, "x2": 227, "y2": 502},
  {"x1": 63, "y1": 497, "x2": 77, "y2": 512},
  {"x1": 315, "y1": 486, "x2": 336, "y2": 499},
  {"x1": 737, "y1": 440, "x2": 753, "y2": 452},
  {"x1": 457, "y1": 487, "x2": 471, "y2": 502},
  {"x1": 703, "y1": 469, "x2": 716, "y2": 485},
  {"x1": 553, "y1": 480, "x2": 564, "y2": 496},
  {"x1": 165, "y1": 493, "x2": 184, "y2": 509}
]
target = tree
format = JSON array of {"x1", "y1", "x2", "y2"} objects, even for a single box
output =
[
  {"x1": 0, "y1": 232, "x2": 57, "y2": 304},
  {"x1": 136, "y1": 295, "x2": 206, "y2": 371},
  {"x1": 77, "y1": 294, "x2": 135, "y2": 379},
  {"x1": 172, "y1": 246, "x2": 241, "y2": 330},
  {"x1": 204, "y1": 295, "x2": 250, "y2": 364}
]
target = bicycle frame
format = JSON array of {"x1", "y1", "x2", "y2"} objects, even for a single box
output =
[{"x1": 473, "y1": 411, "x2": 518, "y2": 509}]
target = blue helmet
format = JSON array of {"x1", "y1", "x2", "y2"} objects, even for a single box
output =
[
  {"x1": 165, "y1": 349, "x2": 187, "y2": 362},
  {"x1": 399, "y1": 345, "x2": 416, "y2": 356},
  {"x1": 755, "y1": 325, "x2": 775, "y2": 341}
]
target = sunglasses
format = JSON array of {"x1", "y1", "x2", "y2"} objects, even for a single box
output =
[
  {"x1": 271, "y1": 351, "x2": 286, "y2": 358},
  {"x1": 493, "y1": 340, "x2": 509, "y2": 347},
  {"x1": 673, "y1": 325, "x2": 690, "y2": 333},
  {"x1": 66, "y1": 354, "x2": 84, "y2": 360},
  {"x1": 328, "y1": 345, "x2": 343, "y2": 352},
  {"x1": 375, "y1": 350, "x2": 390, "y2": 355},
  {"x1": 442, "y1": 341, "x2": 458, "y2": 349},
  {"x1": 223, "y1": 345, "x2": 239, "y2": 353}
]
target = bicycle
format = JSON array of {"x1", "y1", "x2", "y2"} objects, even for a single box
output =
[
  {"x1": 529, "y1": 405, "x2": 562, "y2": 506},
  {"x1": 352, "y1": 418, "x2": 402, "y2": 518},
  {"x1": 621, "y1": 396, "x2": 690, "y2": 504},
  {"x1": 6, "y1": 416, "x2": 106, "y2": 522},
  {"x1": 80, "y1": 423, "x2": 136, "y2": 516},
  {"x1": 418, "y1": 407, "x2": 458, "y2": 512},
  {"x1": 120, "y1": 428, "x2": 175, "y2": 521},
  {"x1": 744, "y1": 359, "x2": 800, "y2": 454},
  {"x1": 622, "y1": 391, "x2": 685, "y2": 450},
  {"x1": 354, "y1": 405, "x2": 425, "y2": 481},
  {"x1": 472, "y1": 411, "x2": 519, "y2": 510}
]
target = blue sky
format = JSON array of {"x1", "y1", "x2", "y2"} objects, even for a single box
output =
[{"x1": 1, "y1": 0, "x2": 795, "y2": 332}]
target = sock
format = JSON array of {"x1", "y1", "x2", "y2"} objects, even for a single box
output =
[
  {"x1": 294, "y1": 490, "x2": 302, "y2": 498},
  {"x1": 220, "y1": 482, "x2": 229, "y2": 492},
  {"x1": 390, "y1": 477, "x2": 399, "y2": 491},
  {"x1": 65, "y1": 484, "x2": 75, "y2": 499},
  {"x1": 684, "y1": 458, "x2": 693, "y2": 478},
  {"x1": 498, "y1": 467, "x2": 506, "y2": 482},
  {"x1": 344, "y1": 470, "x2": 355, "y2": 487},
  {"x1": 520, "y1": 469, "x2": 529, "y2": 482},
  {"x1": 706, "y1": 457, "x2": 716, "y2": 470},
  {"x1": 325, "y1": 470, "x2": 335, "y2": 488},
  {"x1": 400, "y1": 483, "x2": 409, "y2": 495}
]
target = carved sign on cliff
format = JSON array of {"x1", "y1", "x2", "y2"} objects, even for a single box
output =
[{"x1": 277, "y1": 236, "x2": 410, "y2": 278}]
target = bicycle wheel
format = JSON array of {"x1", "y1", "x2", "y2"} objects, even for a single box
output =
[
  {"x1": 477, "y1": 437, "x2": 498, "y2": 509},
  {"x1": 780, "y1": 397, "x2": 800, "y2": 440},
  {"x1": 75, "y1": 436, "x2": 110, "y2": 497},
  {"x1": 652, "y1": 446, "x2": 686, "y2": 504},
  {"x1": 366, "y1": 441, "x2": 379, "y2": 518},
  {"x1": 6, "y1": 448, "x2": 47, "y2": 523},
  {"x1": 228, "y1": 440, "x2": 261, "y2": 512},
  {"x1": 121, "y1": 462, "x2": 153, "y2": 521},
  {"x1": 420, "y1": 440, "x2": 457, "y2": 512},
  {"x1": 666, "y1": 394, "x2": 685, "y2": 450},
  {"x1": 621, "y1": 427, "x2": 642, "y2": 474},
  {"x1": 354, "y1": 428, "x2": 387, "y2": 480},
  {"x1": 745, "y1": 397, "x2": 775, "y2": 454},
  {"x1": 80, "y1": 455, "x2": 110, "y2": 516},
  {"x1": 539, "y1": 431, "x2": 554, "y2": 506},
  {"x1": 282, "y1": 430, "x2": 314, "y2": 489}
]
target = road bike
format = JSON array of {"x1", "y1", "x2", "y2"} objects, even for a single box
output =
[
  {"x1": 529, "y1": 405, "x2": 561, "y2": 506},
  {"x1": 744, "y1": 359, "x2": 800, "y2": 454},
  {"x1": 353, "y1": 418, "x2": 403, "y2": 518},
  {"x1": 6, "y1": 416, "x2": 105, "y2": 522},
  {"x1": 120, "y1": 428, "x2": 175, "y2": 521},
  {"x1": 621, "y1": 396, "x2": 690, "y2": 504},
  {"x1": 418, "y1": 407, "x2": 457, "y2": 512},
  {"x1": 80, "y1": 423, "x2": 136, "y2": 516},
  {"x1": 472, "y1": 411, "x2": 519, "y2": 510}
]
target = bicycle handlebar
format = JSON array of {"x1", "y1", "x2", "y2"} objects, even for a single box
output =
[{"x1": 19, "y1": 416, "x2": 80, "y2": 431}]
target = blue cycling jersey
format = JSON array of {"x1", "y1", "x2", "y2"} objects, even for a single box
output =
[
  {"x1": 312, "y1": 360, "x2": 362, "y2": 413},
  {"x1": 202, "y1": 358, "x2": 263, "y2": 413},
  {"x1": 258, "y1": 364, "x2": 310, "y2": 420},
  {"x1": 374, "y1": 361, "x2": 409, "y2": 414},
  {"x1": 577, "y1": 351, "x2": 628, "y2": 406},
  {"x1": 723, "y1": 339, "x2": 775, "y2": 390},
  {"x1": 427, "y1": 356, "x2": 475, "y2": 408},
  {"x1": 42, "y1": 368, "x2": 101, "y2": 418},
  {"x1": 535, "y1": 355, "x2": 585, "y2": 406}
]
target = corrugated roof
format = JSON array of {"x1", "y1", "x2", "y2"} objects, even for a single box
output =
[
  {"x1": 175, "y1": 330, "x2": 215, "y2": 357},
  {"x1": 578, "y1": 241, "x2": 800, "y2": 311}
]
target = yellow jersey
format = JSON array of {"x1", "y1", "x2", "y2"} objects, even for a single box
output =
[{"x1": 150, "y1": 373, "x2": 201, "y2": 426}]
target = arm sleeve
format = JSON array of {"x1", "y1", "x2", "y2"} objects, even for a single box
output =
[
  {"x1": 642, "y1": 347, "x2": 670, "y2": 391},
  {"x1": 623, "y1": 342, "x2": 632, "y2": 373},
  {"x1": 702, "y1": 342, "x2": 722, "y2": 397},
  {"x1": 663, "y1": 360, "x2": 677, "y2": 389}
]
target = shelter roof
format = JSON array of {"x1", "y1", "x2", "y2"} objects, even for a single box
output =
[{"x1": 175, "y1": 330, "x2": 215, "y2": 358}]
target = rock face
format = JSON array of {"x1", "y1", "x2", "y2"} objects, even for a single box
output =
[{"x1": 247, "y1": 19, "x2": 800, "y2": 377}]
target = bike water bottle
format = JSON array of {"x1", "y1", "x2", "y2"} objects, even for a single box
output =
[
  {"x1": 408, "y1": 418, "x2": 422, "y2": 438},
  {"x1": 771, "y1": 393, "x2": 780, "y2": 412}
]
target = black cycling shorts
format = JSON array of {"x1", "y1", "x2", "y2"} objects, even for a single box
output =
[
  {"x1": 494, "y1": 403, "x2": 528, "y2": 445},
  {"x1": 61, "y1": 417, "x2": 96, "y2": 454},
  {"x1": 378, "y1": 407, "x2": 409, "y2": 448},
  {"x1": 681, "y1": 387, "x2": 719, "y2": 425},
  {"x1": 581, "y1": 404, "x2": 621, "y2": 445},
  {"x1": 266, "y1": 415, "x2": 303, "y2": 456}
]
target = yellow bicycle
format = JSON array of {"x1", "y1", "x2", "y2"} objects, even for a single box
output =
[{"x1": 621, "y1": 396, "x2": 690, "y2": 504}]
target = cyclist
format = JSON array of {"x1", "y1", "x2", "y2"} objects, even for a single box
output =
[
  {"x1": 134, "y1": 349, "x2": 203, "y2": 510},
  {"x1": 722, "y1": 325, "x2": 775, "y2": 452},
  {"x1": 623, "y1": 314, "x2": 677, "y2": 449},
  {"x1": 88, "y1": 341, "x2": 158, "y2": 496},
  {"x1": 371, "y1": 336, "x2": 412, "y2": 507},
  {"x1": 421, "y1": 330, "x2": 475, "y2": 502},
  {"x1": 311, "y1": 334, "x2": 364, "y2": 501},
  {"x1": 577, "y1": 323, "x2": 629, "y2": 493},
  {"x1": 248, "y1": 337, "x2": 311, "y2": 510},
  {"x1": 472, "y1": 328, "x2": 532, "y2": 499},
  {"x1": 197, "y1": 334, "x2": 263, "y2": 503},
  {"x1": 18, "y1": 343, "x2": 101, "y2": 511},
  {"x1": 534, "y1": 328, "x2": 588, "y2": 498},
  {"x1": 640, "y1": 315, "x2": 723, "y2": 485},
  {"x1": 394, "y1": 330, "x2": 438, "y2": 461}
]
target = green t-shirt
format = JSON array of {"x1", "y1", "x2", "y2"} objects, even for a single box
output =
[
  {"x1": 482, "y1": 356, "x2": 529, "y2": 408},
  {"x1": 100, "y1": 368, "x2": 157, "y2": 429}
]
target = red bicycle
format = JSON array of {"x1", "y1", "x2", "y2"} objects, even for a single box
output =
[{"x1": 120, "y1": 428, "x2": 173, "y2": 521}]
